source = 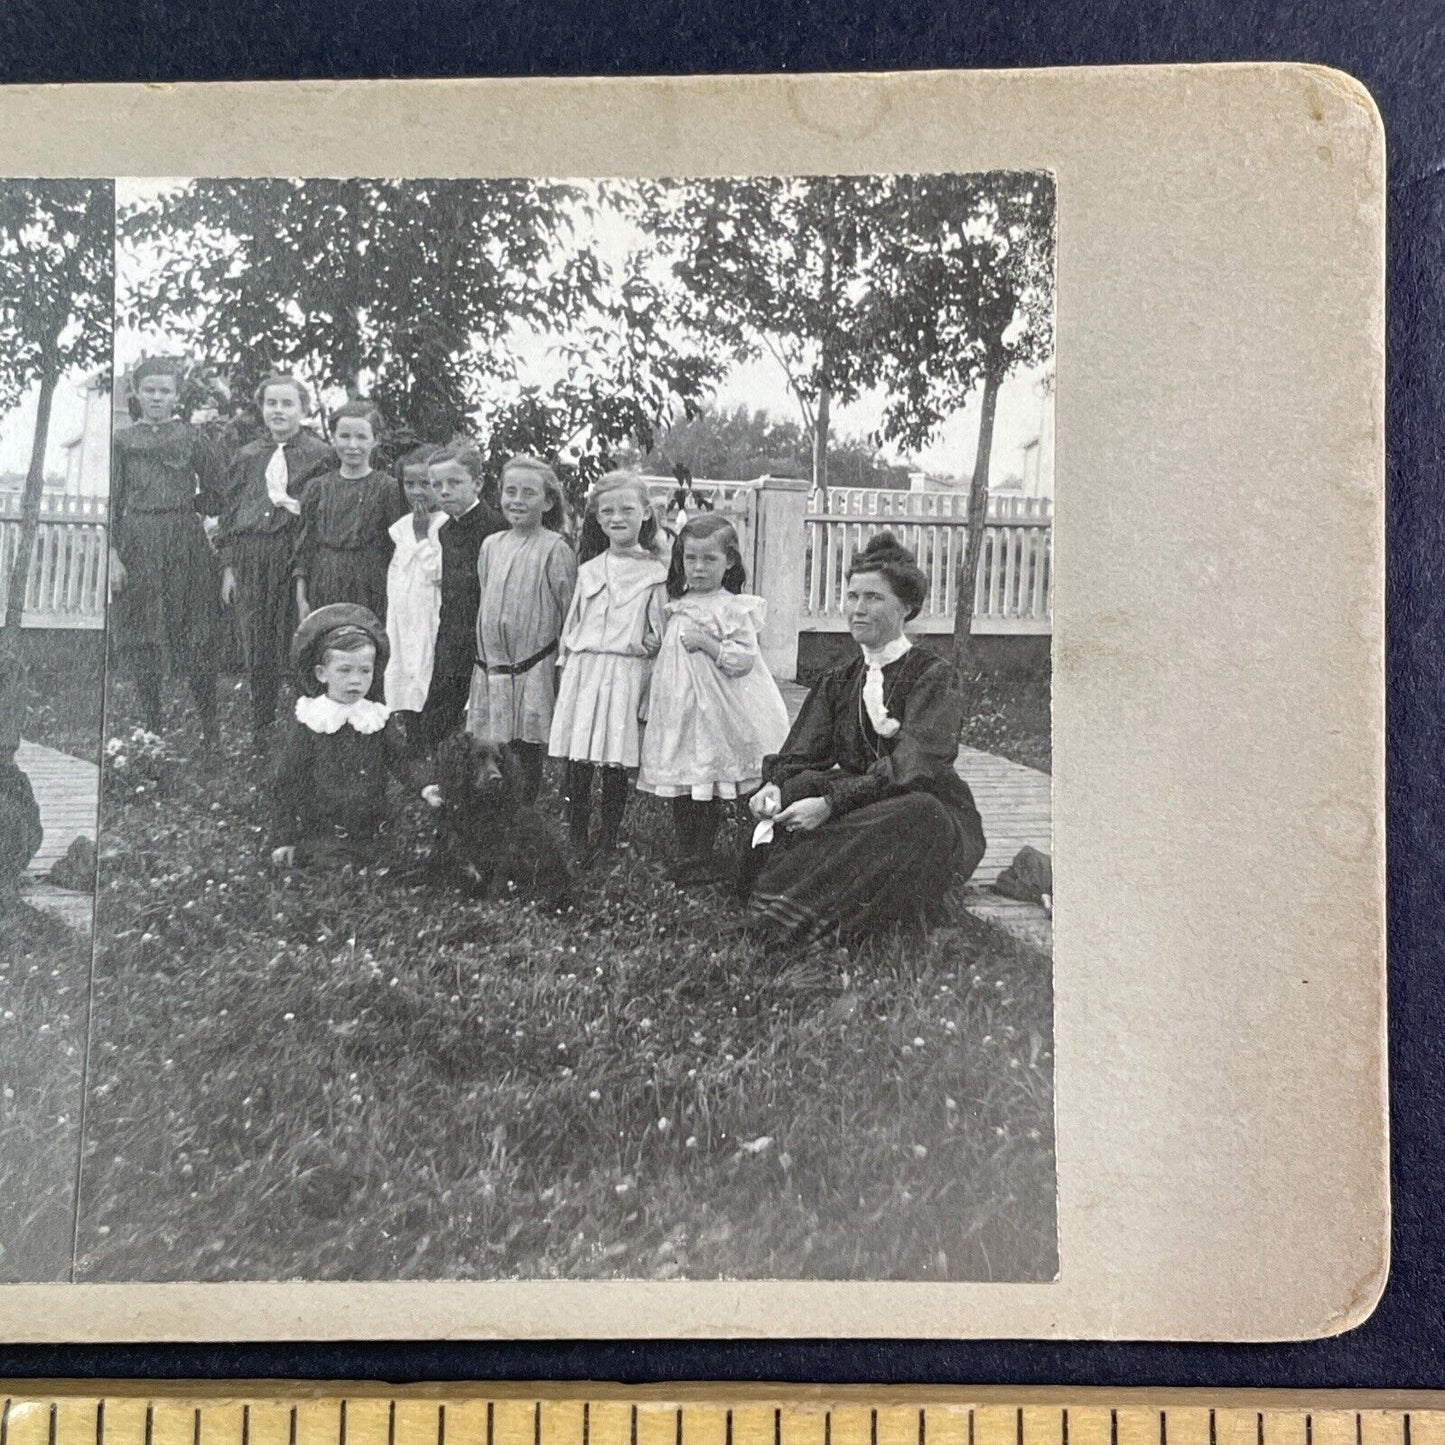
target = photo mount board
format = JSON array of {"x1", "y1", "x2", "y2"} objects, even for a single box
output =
[{"x1": 0, "y1": 64, "x2": 1386, "y2": 1341}]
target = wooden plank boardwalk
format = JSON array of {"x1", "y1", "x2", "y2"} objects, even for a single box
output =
[
  {"x1": 16, "y1": 738, "x2": 98, "y2": 933},
  {"x1": 779, "y1": 681, "x2": 1052, "y2": 950}
]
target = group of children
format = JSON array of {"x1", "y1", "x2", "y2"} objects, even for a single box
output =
[{"x1": 111, "y1": 360, "x2": 793, "y2": 878}]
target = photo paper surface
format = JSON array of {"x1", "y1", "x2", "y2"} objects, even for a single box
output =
[{"x1": 0, "y1": 67, "x2": 1385, "y2": 1340}]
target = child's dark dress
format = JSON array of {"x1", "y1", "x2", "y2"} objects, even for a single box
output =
[
  {"x1": 742, "y1": 646, "x2": 987, "y2": 942},
  {"x1": 217, "y1": 431, "x2": 334, "y2": 680},
  {"x1": 110, "y1": 419, "x2": 224, "y2": 677},
  {"x1": 292, "y1": 470, "x2": 405, "y2": 621},
  {"x1": 272, "y1": 697, "x2": 414, "y2": 867}
]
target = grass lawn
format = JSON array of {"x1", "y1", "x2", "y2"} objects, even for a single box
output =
[
  {"x1": 0, "y1": 900, "x2": 90, "y2": 1282},
  {"x1": 11, "y1": 630, "x2": 106, "y2": 764},
  {"x1": 73, "y1": 675, "x2": 1056, "y2": 1284}
]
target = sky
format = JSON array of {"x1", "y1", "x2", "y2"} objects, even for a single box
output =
[
  {"x1": 52, "y1": 176, "x2": 1054, "y2": 488},
  {"x1": 0, "y1": 370, "x2": 96, "y2": 477}
]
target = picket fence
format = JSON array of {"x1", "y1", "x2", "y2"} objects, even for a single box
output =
[
  {"x1": 2, "y1": 480, "x2": 1052, "y2": 670},
  {"x1": 0, "y1": 494, "x2": 109, "y2": 629},
  {"x1": 649, "y1": 478, "x2": 1053, "y2": 638},
  {"x1": 804, "y1": 488, "x2": 1052, "y2": 634}
]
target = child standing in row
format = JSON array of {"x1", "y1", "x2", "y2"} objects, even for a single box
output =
[
  {"x1": 638, "y1": 513, "x2": 790, "y2": 882},
  {"x1": 467, "y1": 455, "x2": 578, "y2": 804},
  {"x1": 383, "y1": 444, "x2": 444, "y2": 714},
  {"x1": 217, "y1": 374, "x2": 333, "y2": 741},
  {"x1": 416, "y1": 440, "x2": 505, "y2": 752},
  {"x1": 109, "y1": 357, "x2": 226, "y2": 749},
  {"x1": 292, "y1": 400, "x2": 405, "y2": 622},
  {"x1": 549, "y1": 472, "x2": 668, "y2": 861}
]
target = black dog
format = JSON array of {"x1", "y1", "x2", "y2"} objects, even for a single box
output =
[{"x1": 429, "y1": 734, "x2": 572, "y2": 911}]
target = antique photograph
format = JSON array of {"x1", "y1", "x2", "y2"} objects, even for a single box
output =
[
  {"x1": 8, "y1": 169, "x2": 1057, "y2": 1284},
  {"x1": 0, "y1": 177, "x2": 110, "y2": 1284},
  {"x1": 0, "y1": 67, "x2": 1391, "y2": 1345}
]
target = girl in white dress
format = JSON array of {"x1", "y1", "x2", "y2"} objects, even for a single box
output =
[
  {"x1": 383, "y1": 448, "x2": 445, "y2": 713},
  {"x1": 548, "y1": 472, "x2": 669, "y2": 862},
  {"x1": 638, "y1": 513, "x2": 790, "y2": 882}
]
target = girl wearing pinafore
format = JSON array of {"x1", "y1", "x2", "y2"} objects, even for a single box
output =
[
  {"x1": 383, "y1": 444, "x2": 444, "y2": 714},
  {"x1": 638, "y1": 513, "x2": 790, "y2": 881},
  {"x1": 548, "y1": 472, "x2": 668, "y2": 860},
  {"x1": 467, "y1": 455, "x2": 578, "y2": 804}
]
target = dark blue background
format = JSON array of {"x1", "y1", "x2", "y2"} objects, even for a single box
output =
[{"x1": 0, "y1": 0, "x2": 1438, "y2": 1390}]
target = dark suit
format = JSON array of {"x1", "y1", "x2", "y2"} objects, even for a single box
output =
[{"x1": 416, "y1": 499, "x2": 504, "y2": 749}]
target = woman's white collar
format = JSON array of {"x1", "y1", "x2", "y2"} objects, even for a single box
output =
[
  {"x1": 295, "y1": 694, "x2": 391, "y2": 735},
  {"x1": 859, "y1": 634, "x2": 913, "y2": 670}
]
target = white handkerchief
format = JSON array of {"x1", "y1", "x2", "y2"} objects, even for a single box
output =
[
  {"x1": 751, "y1": 818, "x2": 775, "y2": 849},
  {"x1": 265, "y1": 444, "x2": 301, "y2": 515}
]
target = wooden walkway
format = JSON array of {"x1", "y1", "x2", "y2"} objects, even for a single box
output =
[
  {"x1": 779, "y1": 681, "x2": 1052, "y2": 949},
  {"x1": 16, "y1": 738, "x2": 98, "y2": 933}
]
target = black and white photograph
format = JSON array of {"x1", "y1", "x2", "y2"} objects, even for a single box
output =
[
  {"x1": 0, "y1": 177, "x2": 110, "y2": 1284},
  {"x1": 3, "y1": 170, "x2": 1056, "y2": 1286}
]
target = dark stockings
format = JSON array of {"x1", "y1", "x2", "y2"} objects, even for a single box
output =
[
  {"x1": 250, "y1": 666, "x2": 279, "y2": 736},
  {"x1": 136, "y1": 669, "x2": 218, "y2": 743},
  {"x1": 670, "y1": 796, "x2": 721, "y2": 859},
  {"x1": 565, "y1": 760, "x2": 630, "y2": 853},
  {"x1": 513, "y1": 741, "x2": 545, "y2": 805}
]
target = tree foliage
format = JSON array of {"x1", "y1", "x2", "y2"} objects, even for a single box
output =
[
  {"x1": 118, "y1": 180, "x2": 720, "y2": 494},
  {"x1": 864, "y1": 171, "x2": 1055, "y2": 675},
  {"x1": 0, "y1": 178, "x2": 113, "y2": 646},
  {"x1": 0, "y1": 179, "x2": 113, "y2": 413},
  {"x1": 639, "y1": 175, "x2": 894, "y2": 490},
  {"x1": 866, "y1": 172, "x2": 1055, "y2": 452},
  {"x1": 626, "y1": 403, "x2": 911, "y2": 490}
]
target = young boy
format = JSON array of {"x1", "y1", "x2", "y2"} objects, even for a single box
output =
[
  {"x1": 216, "y1": 374, "x2": 333, "y2": 743},
  {"x1": 270, "y1": 604, "x2": 418, "y2": 870},
  {"x1": 414, "y1": 440, "x2": 504, "y2": 751}
]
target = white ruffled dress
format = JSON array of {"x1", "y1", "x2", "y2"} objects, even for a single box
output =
[{"x1": 637, "y1": 591, "x2": 791, "y2": 799}]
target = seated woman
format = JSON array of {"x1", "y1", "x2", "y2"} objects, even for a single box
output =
[{"x1": 740, "y1": 531, "x2": 986, "y2": 944}]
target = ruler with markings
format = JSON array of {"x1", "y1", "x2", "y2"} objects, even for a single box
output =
[{"x1": 2, "y1": 1390, "x2": 1444, "y2": 1445}]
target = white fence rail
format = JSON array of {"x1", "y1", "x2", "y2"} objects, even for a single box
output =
[
  {"x1": 806, "y1": 488, "x2": 1051, "y2": 635},
  {"x1": 0, "y1": 479, "x2": 1053, "y2": 652},
  {"x1": 0, "y1": 495, "x2": 110, "y2": 629}
]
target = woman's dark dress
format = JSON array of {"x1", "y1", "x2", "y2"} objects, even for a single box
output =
[
  {"x1": 744, "y1": 647, "x2": 986, "y2": 942},
  {"x1": 292, "y1": 470, "x2": 405, "y2": 621},
  {"x1": 216, "y1": 431, "x2": 334, "y2": 678},
  {"x1": 110, "y1": 420, "x2": 224, "y2": 676},
  {"x1": 272, "y1": 713, "x2": 413, "y2": 866}
]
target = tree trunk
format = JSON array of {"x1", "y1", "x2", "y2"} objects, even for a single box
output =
[
  {"x1": 952, "y1": 363, "x2": 1002, "y2": 683},
  {"x1": 812, "y1": 381, "x2": 831, "y2": 496},
  {"x1": 3, "y1": 367, "x2": 58, "y2": 637}
]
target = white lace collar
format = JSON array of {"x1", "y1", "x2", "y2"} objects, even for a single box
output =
[
  {"x1": 294, "y1": 694, "x2": 390, "y2": 735},
  {"x1": 859, "y1": 634, "x2": 913, "y2": 670},
  {"x1": 859, "y1": 634, "x2": 912, "y2": 738}
]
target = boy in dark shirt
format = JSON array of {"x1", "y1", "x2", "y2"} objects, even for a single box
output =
[{"x1": 413, "y1": 440, "x2": 503, "y2": 752}]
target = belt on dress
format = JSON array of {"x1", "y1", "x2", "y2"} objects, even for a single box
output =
[{"x1": 475, "y1": 639, "x2": 558, "y2": 677}]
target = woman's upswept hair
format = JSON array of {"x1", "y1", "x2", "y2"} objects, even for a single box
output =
[
  {"x1": 666, "y1": 513, "x2": 747, "y2": 599},
  {"x1": 846, "y1": 530, "x2": 929, "y2": 621},
  {"x1": 427, "y1": 437, "x2": 487, "y2": 480},
  {"x1": 500, "y1": 454, "x2": 570, "y2": 533},
  {"x1": 330, "y1": 398, "x2": 385, "y2": 435},
  {"x1": 253, "y1": 373, "x2": 313, "y2": 413},
  {"x1": 577, "y1": 470, "x2": 665, "y2": 564}
]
